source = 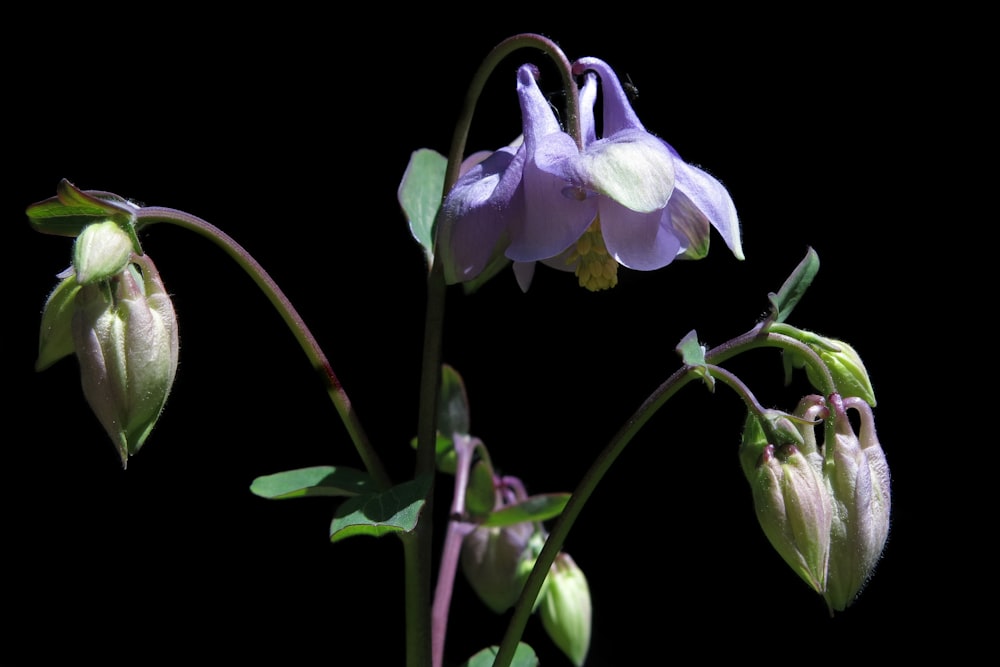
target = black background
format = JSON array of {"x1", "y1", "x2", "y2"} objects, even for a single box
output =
[{"x1": 4, "y1": 8, "x2": 979, "y2": 666}]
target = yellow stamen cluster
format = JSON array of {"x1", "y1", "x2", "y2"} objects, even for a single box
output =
[{"x1": 566, "y1": 217, "x2": 618, "y2": 291}]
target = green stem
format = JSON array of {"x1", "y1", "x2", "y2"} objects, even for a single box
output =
[
  {"x1": 492, "y1": 322, "x2": 832, "y2": 665},
  {"x1": 135, "y1": 207, "x2": 392, "y2": 490},
  {"x1": 492, "y1": 362, "x2": 698, "y2": 666},
  {"x1": 409, "y1": 33, "x2": 578, "y2": 667}
]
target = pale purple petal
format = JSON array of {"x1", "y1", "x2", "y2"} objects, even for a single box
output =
[
  {"x1": 671, "y1": 157, "x2": 744, "y2": 260},
  {"x1": 438, "y1": 146, "x2": 525, "y2": 283},
  {"x1": 512, "y1": 261, "x2": 535, "y2": 292},
  {"x1": 574, "y1": 57, "x2": 644, "y2": 136},
  {"x1": 599, "y1": 198, "x2": 682, "y2": 270},
  {"x1": 579, "y1": 73, "x2": 598, "y2": 145},
  {"x1": 506, "y1": 146, "x2": 597, "y2": 261},
  {"x1": 517, "y1": 65, "x2": 563, "y2": 153},
  {"x1": 507, "y1": 63, "x2": 597, "y2": 262}
]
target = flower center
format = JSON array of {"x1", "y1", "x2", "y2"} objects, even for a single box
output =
[{"x1": 566, "y1": 217, "x2": 618, "y2": 291}]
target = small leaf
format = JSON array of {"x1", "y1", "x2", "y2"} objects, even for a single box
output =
[
  {"x1": 36, "y1": 273, "x2": 81, "y2": 371},
  {"x1": 398, "y1": 148, "x2": 447, "y2": 267},
  {"x1": 676, "y1": 329, "x2": 714, "y2": 391},
  {"x1": 250, "y1": 465, "x2": 373, "y2": 499},
  {"x1": 465, "y1": 457, "x2": 496, "y2": 519},
  {"x1": 28, "y1": 180, "x2": 136, "y2": 235},
  {"x1": 481, "y1": 493, "x2": 570, "y2": 527},
  {"x1": 329, "y1": 474, "x2": 432, "y2": 542},
  {"x1": 768, "y1": 247, "x2": 820, "y2": 324},
  {"x1": 460, "y1": 643, "x2": 539, "y2": 667}
]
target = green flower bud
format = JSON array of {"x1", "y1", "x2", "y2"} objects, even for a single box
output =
[
  {"x1": 540, "y1": 552, "x2": 592, "y2": 667},
  {"x1": 72, "y1": 253, "x2": 178, "y2": 466},
  {"x1": 73, "y1": 220, "x2": 134, "y2": 285},
  {"x1": 775, "y1": 325, "x2": 877, "y2": 406},
  {"x1": 740, "y1": 412, "x2": 831, "y2": 595},
  {"x1": 822, "y1": 393, "x2": 891, "y2": 612},
  {"x1": 460, "y1": 520, "x2": 534, "y2": 614}
]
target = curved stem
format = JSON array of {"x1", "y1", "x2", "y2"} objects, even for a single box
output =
[
  {"x1": 410, "y1": 33, "x2": 578, "y2": 667},
  {"x1": 135, "y1": 207, "x2": 392, "y2": 490},
  {"x1": 492, "y1": 363, "x2": 699, "y2": 666},
  {"x1": 492, "y1": 321, "x2": 833, "y2": 665},
  {"x1": 441, "y1": 32, "x2": 580, "y2": 191}
]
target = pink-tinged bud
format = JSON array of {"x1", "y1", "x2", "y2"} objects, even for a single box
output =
[
  {"x1": 72, "y1": 253, "x2": 178, "y2": 466},
  {"x1": 740, "y1": 413, "x2": 832, "y2": 595},
  {"x1": 460, "y1": 521, "x2": 535, "y2": 614},
  {"x1": 822, "y1": 394, "x2": 891, "y2": 612}
]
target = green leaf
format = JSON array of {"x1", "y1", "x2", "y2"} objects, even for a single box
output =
[
  {"x1": 460, "y1": 643, "x2": 538, "y2": 667},
  {"x1": 676, "y1": 329, "x2": 714, "y2": 391},
  {"x1": 329, "y1": 474, "x2": 432, "y2": 542},
  {"x1": 768, "y1": 247, "x2": 820, "y2": 324},
  {"x1": 249, "y1": 465, "x2": 373, "y2": 499},
  {"x1": 27, "y1": 180, "x2": 137, "y2": 238},
  {"x1": 465, "y1": 457, "x2": 496, "y2": 519},
  {"x1": 398, "y1": 148, "x2": 446, "y2": 267},
  {"x1": 481, "y1": 493, "x2": 570, "y2": 527},
  {"x1": 36, "y1": 274, "x2": 81, "y2": 371}
]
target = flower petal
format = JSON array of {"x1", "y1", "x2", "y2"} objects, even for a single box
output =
[
  {"x1": 571, "y1": 130, "x2": 675, "y2": 213},
  {"x1": 507, "y1": 147, "x2": 597, "y2": 261},
  {"x1": 579, "y1": 72, "x2": 598, "y2": 145},
  {"x1": 671, "y1": 156, "x2": 744, "y2": 260},
  {"x1": 599, "y1": 198, "x2": 682, "y2": 270},
  {"x1": 506, "y1": 64, "x2": 597, "y2": 261},
  {"x1": 574, "y1": 57, "x2": 644, "y2": 136},
  {"x1": 438, "y1": 146, "x2": 525, "y2": 283},
  {"x1": 518, "y1": 65, "x2": 563, "y2": 152}
]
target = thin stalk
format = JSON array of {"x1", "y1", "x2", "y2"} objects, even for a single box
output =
[
  {"x1": 136, "y1": 207, "x2": 391, "y2": 490},
  {"x1": 492, "y1": 322, "x2": 830, "y2": 665},
  {"x1": 412, "y1": 33, "x2": 579, "y2": 667}
]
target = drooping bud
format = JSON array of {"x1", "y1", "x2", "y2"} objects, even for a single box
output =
[
  {"x1": 540, "y1": 552, "x2": 592, "y2": 667},
  {"x1": 822, "y1": 393, "x2": 891, "y2": 612},
  {"x1": 72, "y1": 253, "x2": 179, "y2": 466},
  {"x1": 740, "y1": 412, "x2": 832, "y2": 595},
  {"x1": 460, "y1": 520, "x2": 535, "y2": 614},
  {"x1": 73, "y1": 220, "x2": 134, "y2": 284}
]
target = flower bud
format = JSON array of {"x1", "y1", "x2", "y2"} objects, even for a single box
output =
[
  {"x1": 460, "y1": 520, "x2": 535, "y2": 614},
  {"x1": 822, "y1": 393, "x2": 891, "y2": 612},
  {"x1": 740, "y1": 413, "x2": 831, "y2": 594},
  {"x1": 540, "y1": 552, "x2": 592, "y2": 667},
  {"x1": 775, "y1": 325, "x2": 877, "y2": 406},
  {"x1": 72, "y1": 253, "x2": 178, "y2": 466},
  {"x1": 73, "y1": 220, "x2": 134, "y2": 284}
]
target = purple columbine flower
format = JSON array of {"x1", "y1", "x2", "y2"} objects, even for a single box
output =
[{"x1": 438, "y1": 58, "x2": 743, "y2": 291}]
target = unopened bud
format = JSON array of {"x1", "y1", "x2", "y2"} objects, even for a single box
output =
[
  {"x1": 740, "y1": 413, "x2": 831, "y2": 594},
  {"x1": 73, "y1": 220, "x2": 134, "y2": 285},
  {"x1": 776, "y1": 325, "x2": 877, "y2": 406},
  {"x1": 72, "y1": 253, "x2": 178, "y2": 466},
  {"x1": 540, "y1": 552, "x2": 591, "y2": 667},
  {"x1": 822, "y1": 393, "x2": 891, "y2": 612},
  {"x1": 460, "y1": 521, "x2": 534, "y2": 614}
]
